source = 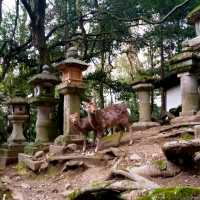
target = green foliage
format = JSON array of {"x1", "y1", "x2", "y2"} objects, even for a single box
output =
[{"x1": 137, "y1": 187, "x2": 200, "y2": 200}]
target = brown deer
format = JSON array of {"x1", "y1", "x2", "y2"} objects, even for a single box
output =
[
  {"x1": 70, "y1": 113, "x2": 94, "y2": 152},
  {"x1": 83, "y1": 101, "x2": 130, "y2": 152}
]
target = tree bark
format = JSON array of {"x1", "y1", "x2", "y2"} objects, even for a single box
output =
[
  {"x1": 20, "y1": 0, "x2": 50, "y2": 67},
  {"x1": 160, "y1": 26, "x2": 166, "y2": 115},
  {"x1": 0, "y1": 0, "x2": 3, "y2": 24}
]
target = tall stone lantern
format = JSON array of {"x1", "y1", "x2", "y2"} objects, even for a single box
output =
[
  {"x1": 0, "y1": 91, "x2": 28, "y2": 166},
  {"x1": 186, "y1": 5, "x2": 200, "y2": 48},
  {"x1": 131, "y1": 80, "x2": 159, "y2": 131},
  {"x1": 55, "y1": 46, "x2": 88, "y2": 142},
  {"x1": 169, "y1": 5, "x2": 200, "y2": 121},
  {"x1": 29, "y1": 65, "x2": 59, "y2": 143}
]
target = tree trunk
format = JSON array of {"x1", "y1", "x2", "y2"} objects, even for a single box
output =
[
  {"x1": 0, "y1": 0, "x2": 3, "y2": 24},
  {"x1": 21, "y1": 0, "x2": 50, "y2": 67},
  {"x1": 160, "y1": 26, "x2": 166, "y2": 115},
  {"x1": 99, "y1": 83, "x2": 104, "y2": 108}
]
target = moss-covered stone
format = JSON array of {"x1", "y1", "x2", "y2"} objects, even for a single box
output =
[{"x1": 137, "y1": 187, "x2": 200, "y2": 200}]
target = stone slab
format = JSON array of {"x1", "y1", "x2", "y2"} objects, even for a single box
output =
[
  {"x1": 49, "y1": 144, "x2": 66, "y2": 155},
  {"x1": 18, "y1": 153, "x2": 43, "y2": 171}
]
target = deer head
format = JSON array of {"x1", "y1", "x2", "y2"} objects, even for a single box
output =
[
  {"x1": 70, "y1": 113, "x2": 79, "y2": 124},
  {"x1": 82, "y1": 101, "x2": 97, "y2": 114}
]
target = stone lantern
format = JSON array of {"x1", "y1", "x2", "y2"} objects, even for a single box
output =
[
  {"x1": 7, "y1": 91, "x2": 29, "y2": 143},
  {"x1": 55, "y1": 46, "x2": 88, "y2": 142},
  {"x1": 0, "y1": 91, "x2": 28, "y2": 166},
  {"x1": 168, "y1": 5, "x2": 200, "y2": 120},
  {"x1": 131, "y1": 80, "x2": 159, "y2": 131},
  {"x1": 187, "y1": 5, "x2": 200, "y2": 40},
  {"x1": 29, "y1": 65, "x2": 59, "y2": 143}
]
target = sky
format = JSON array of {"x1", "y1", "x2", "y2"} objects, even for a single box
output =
[{"x1": 2, "y1": 0, "x2": 15, "y2": 12}]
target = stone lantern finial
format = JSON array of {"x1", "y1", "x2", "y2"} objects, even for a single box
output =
[
  {"x1": 42, "y1": 64, "x2": 50, "y2": 74},
  {"x1": 65, "y1": 46, "x2": 79, "y2": 59}
]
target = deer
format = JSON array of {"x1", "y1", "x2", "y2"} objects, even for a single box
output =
[
  {"x1": 82, "y1": 101, "x2": 130, "y2": 152},
  {"x1": 70, "y1": 113, "x2": 94, "y2": 152}
]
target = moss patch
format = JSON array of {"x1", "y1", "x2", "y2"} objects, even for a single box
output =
[
  {"x1": 14, "y1": 162, "x2": 28, "y2": 176},
  {"x1": 152, "y1": 160, "x2": 167, "y2": 171},
  {"x1": 179, "y1": 133, "x2": 194, "y2": 141},
  {"x1": 137, "y1": 187, "x2": 200, "y2": 200}
]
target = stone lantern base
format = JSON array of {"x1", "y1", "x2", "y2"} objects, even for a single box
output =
[
  {"x1": 131, "y1": 121, "x2": 160, "y2": 132},
  {"x1": 170, "y1": 114, "x2": 200, "y2": 125},
  {"x1": 0, "y1": 143, "x2": 26, "y2": 169}
]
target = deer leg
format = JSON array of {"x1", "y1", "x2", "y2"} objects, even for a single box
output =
[
  {"x1": 82, "y1": 135, "x2": 87, "y2": 152},
  {"x1": 93, "y1": 132, "x2": 97, "y2": 147},
  {"x1": 95, "y1": 137, "x2": 100, "y2": 153}
]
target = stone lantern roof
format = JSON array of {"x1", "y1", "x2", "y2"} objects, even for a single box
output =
[
  {"x1": 7, "y1": 90, "x2": 27, "y2": 105},
  {"x1": 56, "y1": 46, "x2": 88, "y2": 71},
  {"x1": 187, "y1": 5, "x2": 200, "y2": 25},
  {"x1": 29, "y1": 65, "x2": 59, "y2": 85}
]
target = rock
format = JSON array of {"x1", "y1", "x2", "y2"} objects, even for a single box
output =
[
  {"x1": 61, "y1": 160, "x2": 87, "y2": 172},
  {"x1": 14, "y1": 176, "x2": 22, "y2": 182},
  {"x1": 21, "y1": 183, "x2": 31, "y2": 190},
  {"x1": 11, "y1": 190, "x2": 24, "y2": 200},
  {"x1": 18, "y1": 153, "x2": 44, "y2": 171},
  {"x1": 162, "y1": 139, "x2": 200, "y2": 165},
  {"x1": 66, "y1": 144, "x2": 77, "y2": 152},
  {"x1": 52, "y1": 188, "x2": 59, "y2": 193},
  {"x1": 131, "y1": 161, "x2": 181, "y2": 178},
  {"x1": 100, "y1": 147, "x2": 124, "y2": 159},
  {"x1": 193, "y1": 152, "x2": 200, "y2": 164},
  {"x1": 1, "y1": 176, "x2": 11, "y2": 184},
  {"x1": 33, "y1": 151, "x2": 44, "y2": 160},
  {"x1": 194, "y1": 125, "x2": 200, "y2": 139},
  {"x1": 129, "y1": 154, "x2": 142, "y2": 162},
  {"x1": 65, "y1": 183, "x2": 71, "y2": 190},
  {"x1": 39, "y1": 161, "x2": 49, "y2": 172}
]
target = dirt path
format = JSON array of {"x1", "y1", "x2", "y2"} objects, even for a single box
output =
[{"x1": 1, "y1": 126, "x2": 200, "y2": 199}]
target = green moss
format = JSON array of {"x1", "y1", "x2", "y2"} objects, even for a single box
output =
[
  {"x1": 65, "y1": 189, "x2": 80, "y2": 200},
  {"x1": 14, "y1": 162, "x2": 28, "y2": 176},
  {"x1": 133, "y1": 69, "x2": 155, "y2": 82},
  {"x1": 153, "y1": 160, "x2": 167, "y2": 171},
  {"x1": 137, "y1": 187, "x2": 200, "y2": 200},
  {"x1": 179, "y1": 133, "x2": 194, "y2": 141}
]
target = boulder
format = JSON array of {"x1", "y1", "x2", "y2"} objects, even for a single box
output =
[
  {"x1": 130, "y1": 161, "x2": 181, "y2": 178},
  {"x1": 61, "y1": 160, "x2": 87, "y2": 172},
  {"x1": 33, "y1": 151, "x2": 44, "y2": 160},
  {"x1": 162, "y1": 139, "x2": 200, "y2": 165},
  {"x1": 66, "y1": 144, "x2": 77, "y2": 152}
]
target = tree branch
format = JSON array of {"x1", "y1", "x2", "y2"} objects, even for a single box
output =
[
  {"x1": 101, "y1": 0, "x2": 193, "y2": 24},
  {"x1": 20, "y1": 0, "x2": 35, "y2": 22}
]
